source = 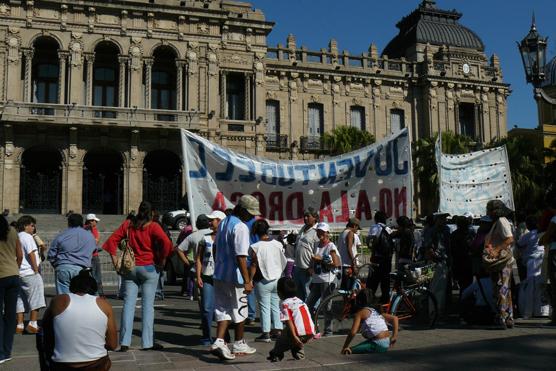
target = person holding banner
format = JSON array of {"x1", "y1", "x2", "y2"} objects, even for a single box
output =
[
  {"x1": 210, "y1": 195, "x2": 260, "y2": 361},
  {"x1": 306, "y1": 222, "x2": 341, "y2": 336},
  {"x1": 293, "y1": 208, "x2": 320, "y2": 301}
]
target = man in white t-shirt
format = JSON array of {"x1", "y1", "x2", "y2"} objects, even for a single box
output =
[
  {"x1": 15, "y1": 215, "x2": 46, "y2": 334},
  {"x1": 210, "y1": 195, "x2": 260, "y2": 360}
]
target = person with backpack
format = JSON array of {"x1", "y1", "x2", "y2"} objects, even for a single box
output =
[{"x1": 366, "y1": 211, "x2": 394, "y2": 304}]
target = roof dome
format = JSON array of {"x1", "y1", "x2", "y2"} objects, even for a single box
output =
[{"x1": 382, "y1": 0, "x2": 484, "y2": 58}]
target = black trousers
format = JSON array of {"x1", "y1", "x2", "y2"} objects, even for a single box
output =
[
  {"x1": 367, "y1": 257, "x2": 391, "y2": 304},
  {"x1": 548, "y1": 249, "x2": 556, "y2": 322}
]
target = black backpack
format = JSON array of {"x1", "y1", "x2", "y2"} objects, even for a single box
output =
[{"x1": 373, "y1": 228, "x2": 394, "y2": 258}]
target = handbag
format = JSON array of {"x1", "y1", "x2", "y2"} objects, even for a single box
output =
[
  {"x1": 482, "y1": 247, "x2": 513, "y2": 272},
  {"x1": 116, "y1": 227, "x2": 135, "y2": 275},
  {"x1": 481, "y1": 220, "x2": 514, "y2": 273}
]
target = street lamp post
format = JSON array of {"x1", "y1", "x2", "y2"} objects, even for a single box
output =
[{"x1": 517, "y1": 17, "x2": 555, "y2": 103}]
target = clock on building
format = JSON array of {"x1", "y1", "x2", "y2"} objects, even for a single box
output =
[{"x1": 462, "y1": 63, "x2": 471, "y2": 75}]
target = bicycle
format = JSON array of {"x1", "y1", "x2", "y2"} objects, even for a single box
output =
[
  {"x1": 312, "y1": 261, "x2": 374, "y2": 335},
  {"x1": 383, "y1": 262, "x2": 438, "y2": 329}
]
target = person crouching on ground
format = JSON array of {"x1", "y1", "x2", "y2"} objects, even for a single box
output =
[
  {"x1": 42, "y1": 269, "x2": 117, "y2": 370},
  {"x1": 341, "y1": 290, "x2": 398, "y2": 355},
  {"x1": 267, "y1": 277, "x2": 315, "y2": 362}
]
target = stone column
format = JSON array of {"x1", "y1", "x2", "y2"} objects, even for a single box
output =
[
  {"x1": 69, "y1": 48, "x2": 86, "y2": 105},
  {"x1": 176, "y1": 60, "x2": 185, "y2": 110},
  {"x1": 244, "y1": 73, "x2": 251, "y2": 121},
  {"x1": 62, "y1": 126, "x2": 83, "y2": 213},
  {"x1": 144, "y1": 58, "x2": 153, "y2": 109},
  {"x1": 1, "y1": 125, "x2": 23, "y2": 213},
  {"x1": 220, "y1": 71, "x2": 227, "y2": 118},
  {"x1": 23, "y1": 49, "x2": 34, "y2": 102},
  {"x1": 85, "y1": 53, "x2": 95, "y2": 106},
  {"x1": 187, "y1": 52, "x2": 198, "y2": 112},
  {"x1": 58, "y1": 51, "x2": 68, "y2": 104},
  {"x1": 118, "y1": 56, "x2": 128, "y2": 107},
  {"x1": 125, "y1": 129, "x2": 143, "y2": 213}
]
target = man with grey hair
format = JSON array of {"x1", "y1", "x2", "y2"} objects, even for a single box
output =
[
  {"x1": 293, "y1": 208, "x2": 319, "y2": 301},
  {"x1": 210, "y1": 195, "x2": 260, "y2": 360}
]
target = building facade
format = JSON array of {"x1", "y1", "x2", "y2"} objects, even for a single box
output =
[{"x1": 0, "y1": 0, "x2": 510, "y2": 215}]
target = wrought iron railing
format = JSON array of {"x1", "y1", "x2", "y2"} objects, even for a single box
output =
[
  {"x1": 300, "y1": 135, "x2": 330, "y2": 153},
  {"x1": 265, "y1": 134, "x2": 288, "y2": 152}
]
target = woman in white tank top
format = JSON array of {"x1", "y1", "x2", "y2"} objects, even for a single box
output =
[{"x1": 42, "y1": 270, "x2": 117, "y2": 370}]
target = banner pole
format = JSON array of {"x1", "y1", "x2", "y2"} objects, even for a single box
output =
[
  {"x1": 406, "y1": 127, "x2": 415, "y2": 220},
  {"x1": 180, "y1": 129, "x2": 197, "y2": 231}
]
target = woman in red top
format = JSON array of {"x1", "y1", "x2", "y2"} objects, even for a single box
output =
[
  {"x1": 84, "y1": 214, "x2": 103, "y2": 296},
  {"x1": 103, "y1": 201, "x2": 172, "y2": 352}
]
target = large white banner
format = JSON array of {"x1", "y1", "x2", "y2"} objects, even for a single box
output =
[
  {"x1": 181, "y1": 129, "x2": 413, "y2": 230},
  {"x1": 436, "y1": 143, "x2": 514, "y2": 217}
]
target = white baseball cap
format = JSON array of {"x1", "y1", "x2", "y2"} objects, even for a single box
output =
[
  {"x1": 316, "y1": 222, "x2": 330, "y2": 233},
  {"x1": 206, "y1": 210, "x2": 227, "y2": 220},
  {"x1": 86, "y1": 213, "x2": 100, "y2": 222}
]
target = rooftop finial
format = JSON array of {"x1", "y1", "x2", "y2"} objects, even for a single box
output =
[
  {"x1": 421, "y1": 0, "x2": 437, "y2": 8},
  {"x1": 531, "y1": 12, "x2": 537, "y2": 31}
]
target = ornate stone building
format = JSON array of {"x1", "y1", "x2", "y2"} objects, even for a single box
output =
[{"x1": 0, "y1": 0, "x2": 509, "y2": 215}]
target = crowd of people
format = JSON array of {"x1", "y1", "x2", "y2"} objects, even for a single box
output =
[{"x1": 0, "y1": 194, "x2": 555, "y2": 367}]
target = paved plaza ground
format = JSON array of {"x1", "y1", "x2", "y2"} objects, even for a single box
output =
[{"x1": 4, "y1": 285, "x2": 556, "y2": 371}]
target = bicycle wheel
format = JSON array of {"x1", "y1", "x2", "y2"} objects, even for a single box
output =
[
  {"x1": 391, "y1": 288, "x2": 438, "y2": 329},
  {"x1": 314, "y1": 293, "x2": 354, "y2": 335}
]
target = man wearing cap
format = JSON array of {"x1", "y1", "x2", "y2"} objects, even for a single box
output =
[
  {"x1": 84, "y1": 214, "x2": 104, "y2": 296},
  {"x1": 337, "y1": 217, "x2": 360, "y2": 290},
  {"x1": 48, "y1": 213, "x2": 98, "y2": 294},
  {"x1": 210, "y1": 195, "x2": 259, "y2": 360}
]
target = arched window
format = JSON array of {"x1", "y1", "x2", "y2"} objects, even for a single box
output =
[
  {"x1": 93, "y1": 42, "x2": 119, "y2": 118},
  {"x1": 151, "y1": 47, "x2": 177, "y2": 121},
  {"x1": 32, "y1": 37, "x2": 60, "y2": 108},
  {"x1": 390, "y1": 108, "x2": 405, "y2": 133},
  {"x1": 308, "y1": 102, "x2": 324, "y2": 137},
  {"x1": 266, "y1": 100, "x2": 280, "y2": 137},
  {"x1": 350, "y1": 106, "x2": 365, "y2": 131}
]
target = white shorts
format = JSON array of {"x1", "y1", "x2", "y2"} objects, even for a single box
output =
[
  {"x1": 17, "y1": 273, "x2": 46, "y2": 313},
  {"x1": 214, "y1": 280, "x2": 248, "y2": 324}
]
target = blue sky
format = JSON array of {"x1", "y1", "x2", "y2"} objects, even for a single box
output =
[{"x1": 250, "y1": 0, "x2": 556, "y2": 130}]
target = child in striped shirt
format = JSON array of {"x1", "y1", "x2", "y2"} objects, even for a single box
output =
[{"x1": 268, "y1": 277, "x2": 315, "y2": 362}]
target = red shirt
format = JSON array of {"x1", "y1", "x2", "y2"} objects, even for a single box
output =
[
  {"x1": 103, "y1": 220, "x2": 173, "y2": 266},
  {"x1": 85, "y1": 225, "x2": 100, "y2": 257}
]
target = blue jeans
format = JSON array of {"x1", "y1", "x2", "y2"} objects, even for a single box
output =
[
  {"x1": 120, "y1": 265, "x2": 159, "y2": 348},
  {"x1": 200, "y1": 275, "x2": 215, "y2": 341},
  {"x1": 247, "y1": 292, "x2": 256, "y2": 320},
  {"x1": 255, "y1": 279, "x2": 283, "y2": 333},
  {"x1": 0, "y1": 276, "x2": 19, "y2": 360},
  {"x1": 55, "y1": 264, "x2": 83, "y2": 295},
  {"x1": 293, "y1": 267, "x2": 311, "y2": 302}
]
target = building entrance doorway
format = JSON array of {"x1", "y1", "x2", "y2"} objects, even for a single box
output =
[
  {"x1": 20, "y1": 146, "x2": 62, "y2": 214},
  {"x1": 143, "y1": 150, "x2": 182, "y2": 213},
  {"x1": 83, "y1": 149, "x2": 123, "y2": 214}
]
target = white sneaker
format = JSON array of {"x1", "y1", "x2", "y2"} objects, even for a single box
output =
[
  {"x1": 210, "y1": 341, "x2": 235, "y2": 360},
  {"x1": 0, "y1": 358, "x2": 12, "y2": 364},
  {"x1": 232, "y1": 339, "x2": 256, "y2": 355}
]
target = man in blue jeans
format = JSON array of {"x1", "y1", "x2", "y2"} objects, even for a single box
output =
[{"x1": 48, "y1": 213, "x2": 97, "y2": 294}]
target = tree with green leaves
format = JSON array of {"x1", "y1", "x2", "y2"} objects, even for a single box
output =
[{"x1": 323, "y1": 126, "x2": 375, "y2": 156}]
